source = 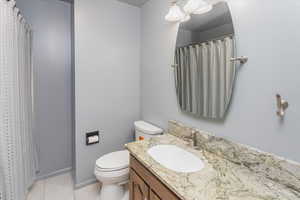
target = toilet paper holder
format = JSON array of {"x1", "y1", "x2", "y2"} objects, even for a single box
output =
[
  {"x1": 86, "y1": 131, "x2": 100, "y2": 145},
  {"x1": 276, "y1": 94, "x2": 289, "y2": 117}
]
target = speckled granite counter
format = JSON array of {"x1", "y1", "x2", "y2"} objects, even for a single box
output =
[{"x1": 125, "y1": 121, "x2": 300, "y2": 200}]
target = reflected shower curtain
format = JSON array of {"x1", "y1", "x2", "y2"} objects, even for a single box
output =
[
  {"x1": 0, "y1": 1, "x2": 38, "y2": 200},
  {"x1": 174, "y1": 37, "x2": 236, "y2": 119}
]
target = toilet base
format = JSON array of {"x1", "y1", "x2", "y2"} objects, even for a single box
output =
[{"x1": 99, "y1": 183, "x2": 128, "y2": 200}]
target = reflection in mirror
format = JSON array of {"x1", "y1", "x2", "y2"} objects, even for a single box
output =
[{"x1": 174, "y1": 2, "x2": 236, "y2": 119}]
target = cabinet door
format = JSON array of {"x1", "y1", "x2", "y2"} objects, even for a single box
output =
[
  {"x1": 150, "y1": 190, "x2": 162, "y2": 200},
  {"x1": 130, "y1": 156, "x2": 181, "y2": 200},
  {"x1": 130, "y1": 169, "x2": 149, "y2": 200}
]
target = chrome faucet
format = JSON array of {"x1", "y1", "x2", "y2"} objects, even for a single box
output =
[{"x1": 183, "y1": 132, "x2": 198, "y2": 149}]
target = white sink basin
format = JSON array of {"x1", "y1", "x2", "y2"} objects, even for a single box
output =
[{"x1": 147, "y1": 145, "x2": 204, "y2": 173}]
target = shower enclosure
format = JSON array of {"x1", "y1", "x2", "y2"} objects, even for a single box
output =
[{"x1": 0, "y1": 0, "x2": 38, "y2": 200}]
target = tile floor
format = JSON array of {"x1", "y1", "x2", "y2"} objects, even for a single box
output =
[{"x1": 26, "y1": 173, "x2": 101, "y2": 200}]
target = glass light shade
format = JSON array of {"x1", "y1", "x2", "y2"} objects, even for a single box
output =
[
  {"x1": 193, "y1": 4, "x2": 213, "y2": 14},
  {"x1": 165, "y1": 4, "x2": 185, "y2": 22},
  {"x1": 181, "y1": 15, "x2": 191, "y2": 22},
  {"x1": 184, "y1": 0, "x2": 210, "y2": 14}
]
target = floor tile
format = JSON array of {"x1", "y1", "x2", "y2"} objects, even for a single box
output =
[
  {"x1": 26, "y1": 180, "x2": 45, "y2": 200},
  {"x1": 27, "y1": 172, "x2": 101, "y2": 200},
  {"x1": 74, "y1": 183, "x2": 100, "y2": 200},
  {"x1": 44, "y1": 173, "x2": 74, "y2": 200}
]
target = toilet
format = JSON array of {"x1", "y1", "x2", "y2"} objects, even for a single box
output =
[{"x1": 94, "y1": 121, "x2": 163, "y2": 200}]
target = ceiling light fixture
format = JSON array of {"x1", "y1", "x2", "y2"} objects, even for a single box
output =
[
  {"x1": 165, "y1": 0, "x2": 212, "y2": 22},
  {"x1": 184, "y1": 0, "x2": 212, "y2": 14},
  {"x1": 184, "y1": 0, "x2": 201, "y2": 13},
  {"x1": 193, "y1": 3, "x2": 213, "y2": 14},
  {"x1": 165, "y1": 2, "x2": 185, "y2": 22},
  {"x1": 181, "y1": 14, "x2": 191, "y2": 22}
]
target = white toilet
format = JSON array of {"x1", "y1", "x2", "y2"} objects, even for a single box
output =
[{"x1": 94, "y1": 121, "x2": 163, "y2": 200}]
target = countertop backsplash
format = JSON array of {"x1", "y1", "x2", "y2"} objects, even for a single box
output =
[{"x1": 167, "y1": 120, "x2": 300, "y2": 194}]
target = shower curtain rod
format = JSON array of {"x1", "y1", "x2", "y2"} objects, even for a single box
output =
[{"x1": 176, "y1": 34, "x2": 234, "y2": 49}]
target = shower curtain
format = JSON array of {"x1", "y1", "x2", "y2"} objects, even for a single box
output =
[
  {"x1": 0, "y1": 1, "x2": 38, "y2": 200},
  {"x1": 174, "y1": 36, "x2": 236, "y2": 119}
]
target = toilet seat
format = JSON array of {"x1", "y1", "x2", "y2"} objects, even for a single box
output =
[
  {"x1": 95, "y1": 166, "x2": 129, "y2": 184},
  {"x1": 95, "y1": 165, "x2": 128, "y2": 172},
  {"x1": 95, "y1": 150, "x2": 130, "y2": 186},
  {"x1": 96, "y1": 150, "x2": 129, "y2": 172}
]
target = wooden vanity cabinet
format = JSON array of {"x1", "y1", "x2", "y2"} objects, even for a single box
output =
[
  {"x1": 130, "y1": 170, "x2": 149, "y2": 200},
  {"x1": 129, "y1": 155, "x2": 181, "y2": 200}
]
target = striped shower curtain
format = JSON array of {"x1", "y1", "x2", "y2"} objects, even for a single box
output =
[
  {"x1": 174, "y1": 37, "x2": 236, "y2": 119},
  {"x1": 0, "y1": 1, "x2": 38, "y2": 200}
]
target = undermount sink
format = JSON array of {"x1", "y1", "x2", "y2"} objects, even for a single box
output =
[{"x1": 147, "y1": 145, "x2": 204, "y2": 173}]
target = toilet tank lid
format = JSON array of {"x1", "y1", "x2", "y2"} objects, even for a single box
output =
[{"x1": 134, "y1": 121, "x2": 163, "y2": 135}]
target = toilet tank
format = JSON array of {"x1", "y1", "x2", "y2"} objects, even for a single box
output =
[{"x1": 134, "y1": 121, "x2": 163, "y2": 141}]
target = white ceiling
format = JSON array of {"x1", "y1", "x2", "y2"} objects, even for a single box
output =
[{"x1": 117, "y1": 0, "x2": 149, "y2": 7}]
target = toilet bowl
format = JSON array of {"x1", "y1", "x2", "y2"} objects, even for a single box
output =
[
  {"x1": 95, "y1": 150, "x2": 129, "y2": 200},
  {"x1": 94, "y1": 121, "x2": 163, "y2": 200}
]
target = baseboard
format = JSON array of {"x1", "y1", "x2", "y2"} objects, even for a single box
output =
[
  {"x1": 36, "y1": 167, "x2": 97, "y2": 189},
  {"x1": 36, "y1": 167, "x2": 73, "y2": 180},
  {"x1": 74, "y1": 178, "x2": 97, "y2": 189}
]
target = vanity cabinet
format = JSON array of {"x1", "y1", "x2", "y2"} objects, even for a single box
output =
[
  {"x1": 129, "y1": 155, "x2": 181, "y2": 200},
  {"x1": 130, "y1": 170, "x2": 149, "y2": 200}
]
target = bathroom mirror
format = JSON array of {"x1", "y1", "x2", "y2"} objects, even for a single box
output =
[{"x1": 174, "y1": 2, "x2": 236, "y2": 119}]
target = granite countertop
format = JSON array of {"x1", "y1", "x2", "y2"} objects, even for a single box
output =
[{"x1": 125, "y1": 134, "x2": 300, "y2": 200}]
